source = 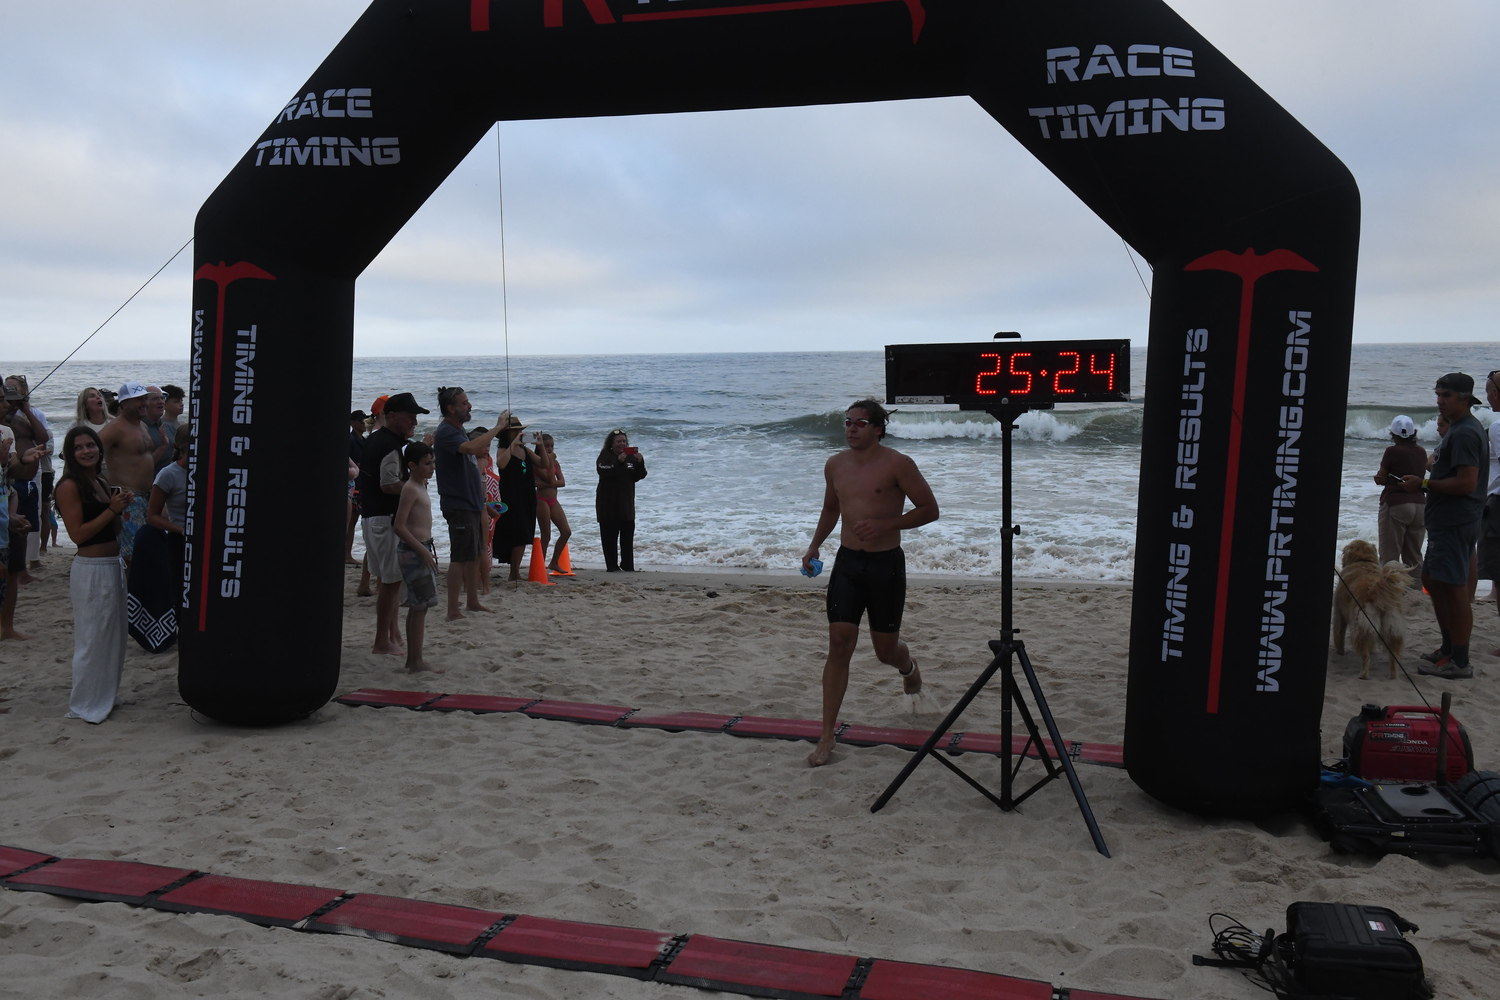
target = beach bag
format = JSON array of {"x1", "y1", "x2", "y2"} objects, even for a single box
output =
[{"x1": 127, "y1": 526, "x2": 178, "y2": 652}]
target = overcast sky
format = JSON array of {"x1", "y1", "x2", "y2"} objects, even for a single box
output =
[{"x1": 2, "y1": 1, "x2": 1496, "y2": 361}]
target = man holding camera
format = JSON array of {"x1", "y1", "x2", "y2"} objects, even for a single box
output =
[
  {"x1": 4, "y1": 376, "x2": 50, "y2": 582},
  {"x1": 433, "y1": 386, "x2": 506, "y2": 620},
  {"x1": 1, "y1": 389, "x2": 46, "y2": 640}
]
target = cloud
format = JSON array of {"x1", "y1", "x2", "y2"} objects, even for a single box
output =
[{"x1": 2, "y1": 0, "x2": 1497, "y2": 361}]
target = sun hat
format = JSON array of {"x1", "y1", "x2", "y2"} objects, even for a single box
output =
[{"x1": 1389, "y1": 415, "x2": 1417, "y2": 440}]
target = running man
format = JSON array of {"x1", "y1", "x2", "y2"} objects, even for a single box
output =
[{"x1": 802, "y1": 399, "x2": 939, "y2": 767}]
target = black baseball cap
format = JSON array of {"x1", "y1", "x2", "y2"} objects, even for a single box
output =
[
  {"x1": 1435, "y1": 372, "x2": 1481, "y2": 406},
  {"x1": 382, "y1": 392, "x2": 430, "y2": 415},
  {"x1": 350, "y1": 409, "x2": 369, "y2": 422}
]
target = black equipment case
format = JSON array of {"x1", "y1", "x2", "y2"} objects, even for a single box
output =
[
  {"x1": 1309, "y1": 780, "x2": 1493, "y2": 858},
  {"x1": 1284, "y1": 902, "x2": 1428, "y2": 1000}
]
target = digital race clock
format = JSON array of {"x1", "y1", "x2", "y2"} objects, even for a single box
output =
[{"x1": 885, "y1": 340, "x2": 1131, "y2": 409}]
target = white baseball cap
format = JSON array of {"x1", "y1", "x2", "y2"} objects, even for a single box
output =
[
  {"x1": 117, "y1": 381, "x2": 149, "y2": 401},
  {"x1": 1389, "y1": 415, "x2": 1417, "y2": 439}
]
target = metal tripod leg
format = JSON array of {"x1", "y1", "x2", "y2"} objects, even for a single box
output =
[
  {"x1": 1015, "y1": 644, "x2": 1110, "y2": 857},
  {"x1": 869, "y1": 639, "x2": 1110, "y2": 858},
  {"x1": 869, "y1": 654, "x2": 1001, "y2": 814}
]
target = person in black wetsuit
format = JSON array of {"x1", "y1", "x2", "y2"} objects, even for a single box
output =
[
  {"x1": 595, "y1": 429, "x2": 647, "y2": 572},
  {"x1": 492, "y1": 414, "x2": 544, "y2": 580}
]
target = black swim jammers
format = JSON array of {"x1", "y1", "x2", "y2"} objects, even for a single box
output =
[{"x1": 826, "y1": 547, "x2": 907, "y2": 633}]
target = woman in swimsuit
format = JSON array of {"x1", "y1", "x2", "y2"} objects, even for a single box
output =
[
  {"x1": 54, "y1": 426, "x2": 133, "y2": 723},
  {"x1": 534, "y1": 433, "x2": 572, "y2": 573}
]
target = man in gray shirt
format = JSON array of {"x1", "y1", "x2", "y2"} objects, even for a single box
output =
[{"x1": 1400, "y1": 372, "x2": 1489, "y2": 678}]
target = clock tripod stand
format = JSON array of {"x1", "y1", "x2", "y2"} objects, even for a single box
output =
[{"x1": 869, "y1": 401, "x2": 1111, "y2": 857}]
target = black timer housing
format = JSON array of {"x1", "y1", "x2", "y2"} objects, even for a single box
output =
[{"x1": 885, "y1": 340, "x2": 1131, "y2": 410}]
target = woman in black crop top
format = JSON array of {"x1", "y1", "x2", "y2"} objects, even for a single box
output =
[{"x1": 54, "y1": 426, "x2": 134, "y2": 723}]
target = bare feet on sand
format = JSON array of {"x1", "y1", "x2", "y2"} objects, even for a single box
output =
[
  {"x1": 371, "y1": 641, "x2": 403, "y2": 656},
  {"x1": 1, "y1": 630, "x2": 32, "y2": 641},
  {"x1": 900, "y1": 660, "x2": 922, "y2": 695},
  {"x1": 467, "y1": 600, "x2": 491, "y2": 612},
  {"x1": 446, "y1": 610, "x2": 466, "y2": 622},
  {"x1": 807, "y1": 738, "x2": 837, "y2": 767},
  {"x1": 405, "y1": 659, "x2": 444, "y2": 673}
]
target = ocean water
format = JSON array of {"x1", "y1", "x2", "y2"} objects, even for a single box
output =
[{"x1": 16, "y1": 343, "x2": 1498, "y2": 579}]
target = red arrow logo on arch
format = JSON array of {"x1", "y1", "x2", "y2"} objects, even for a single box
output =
[
  {"x1": 473, "y1": 0, "x2": 926, "y2": 43},
  {"x1": 1184, "y1": 248, "x2": 1318, "y2": 714},
  {"x1": 193, "y1": 261, "x2": 276, "y2": 632}
]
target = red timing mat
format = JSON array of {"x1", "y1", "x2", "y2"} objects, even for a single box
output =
[
  {"x1": 308, "y1": 894, "x2": 505, "y2": 954},
  {"x1": 726, "y1": 717, "x2": 828, "y2": 742},
  {"x1": 334, "y1": 688, "x2": 443, "y2": 708},
  {"x1": 522, "y1": 701, "x2": 634, "y2": 724},
  {"x1": 0, "y1": 846, "x2": 1166, "y2": 999},
  {"x1": 151, "y1": 875, "x2": 344, "y2": 927},
  {"x1": 4, "y1": 858, "x2": 194, "y2": 904},
  {"x1": 660, "y1": 935, "x2": 857, "y2": 997},
  {"x1": 484, "y1": 914, "x2": 674, "y2": 976},
  {"x1": 1078, "y1": 743, "x2": 1125, "y2": 766},
  {"x1": 332, "y1": 688, "x2": 1126, "y2": 767},
  {"x1": 953, "y1": 732, "x2": 1067, "y2": 760},
  {"x1": 619, "y1": 711, "x2": 736, "y2": 732},
  {"x1": 0, "y1": 845, "x2": 54, "y2": 878},
  {"x1": 423, "y1": 694, "x2": 536, "y2": 714},
  {"x1": 836, "y1": 725, "x2": 937, "y2": 750},
  {"x1": 860, "y1": 959, "x2": 1054, "y2": 1000}
]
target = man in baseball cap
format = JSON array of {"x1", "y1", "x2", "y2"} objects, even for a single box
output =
[
  {"x1": 355, "y1": 391, "x2": 428, "y2": 656},
  {"x1": 98, "y1": 382, "x2": 156, "y2": 562},
  {"x1": 1398, "y1": 372, "x2": 1489, "y2": 678}
]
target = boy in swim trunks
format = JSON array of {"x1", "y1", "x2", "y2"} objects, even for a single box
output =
[
  {"x1": 802, "y1": 399, "x2": 939, "y2": 767},
  {"x1": 392, "y1": 441, "x2": 443, "y2": 673}
]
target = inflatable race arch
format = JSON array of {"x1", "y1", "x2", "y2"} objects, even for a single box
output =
[{"x1": 183, "y1": 0, "x2": 1358, "y2": 817}]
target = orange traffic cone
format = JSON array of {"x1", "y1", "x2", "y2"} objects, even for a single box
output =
[
  {"x1": 527, "y1": 537, "x2": 554, "y2": 585},
  {"x1": 549, "y1": 542, "x2": 576, "y2": 576}
]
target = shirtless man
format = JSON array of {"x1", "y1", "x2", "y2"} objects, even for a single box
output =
[
  {"x1": 802, "y1": 399, "x2": 939, "y2": 767},
  {"x1": 97, "y1": 382, "x2": 156, "y2": 562}
]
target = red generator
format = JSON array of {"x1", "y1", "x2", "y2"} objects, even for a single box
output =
[{"x1": 1343, "y1": 704, "x2": 1474, "y2": 784}]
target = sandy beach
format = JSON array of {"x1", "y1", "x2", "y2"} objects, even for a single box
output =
[{"x1": 2, "y1": 548, "x2": 1498, "y2": 999}]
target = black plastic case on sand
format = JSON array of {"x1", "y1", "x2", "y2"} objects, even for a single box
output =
[{"x1": 1285, "y1": 902, "x2": 1428, "y2": 1000}]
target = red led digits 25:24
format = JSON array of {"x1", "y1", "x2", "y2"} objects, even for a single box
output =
[{"x1": 1089, "y1": 352, "x2": 1115, "y2": 390}]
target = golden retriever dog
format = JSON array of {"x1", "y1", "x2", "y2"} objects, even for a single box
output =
[{"x1": 1331, "y1": 538, "x2": 1413, "y2": 679}]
